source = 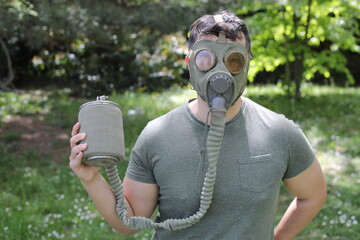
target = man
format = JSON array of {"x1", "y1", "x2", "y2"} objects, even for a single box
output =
[{"x1": 69, "y1": 10, "x2": 326, "y2": 239}]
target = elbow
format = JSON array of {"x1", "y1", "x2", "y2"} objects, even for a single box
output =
[
  {"x1": 110, "y1": 223, "x2": 139, "y2": 236},
  {"x1": 298, "y1": 185, "x2": 327, "y2": 210},
  {"x1": 313, "y1": 175, "x2": 328, "y2": 208},
  {"x1": 320, "y1": 185, "x2": 327, "y2": 206},
  {"x1": 310, "y1": 184, "x2": 328, "y2": 210},
  {"x1": 312, "y1": 184, "x2": 327, "y2": 209},
  {"x1": 318, "y1": 176, "x2": 328, "y2": 207}
]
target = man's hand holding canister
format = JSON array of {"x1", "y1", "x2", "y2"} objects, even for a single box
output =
[{"x1": 69, "y1": 122, "x2": 101, "y2": 183}]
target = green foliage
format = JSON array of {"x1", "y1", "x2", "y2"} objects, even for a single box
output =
[
  {"x1": 0, "y1": 147, "x2": 154, "y2": 240},
  {"x1": 0, "y1": 0, "x2": 206, "y2": 95},
  {"x1": 0, "y1": 91, "x2": 49, "y2": 121},
  {"x1": 132, "y1": 33, "x2": 189, "y2": 92},
  {"x1": 1, "y1": 0, "x2": 359, "y2": 97},
  {"x1": 43, "y1": 88, "x2": 83, "y2": 129},
  {"x1": 240, "y1": 0, "x2": 360, "y2": 96},
  {"x1": 2, "y1": 130, "x2": 22, "y2": 143}
]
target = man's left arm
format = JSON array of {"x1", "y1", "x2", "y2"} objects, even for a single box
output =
[{"x1": 274, "y1": 157, "x2": 327, "y2": 240}]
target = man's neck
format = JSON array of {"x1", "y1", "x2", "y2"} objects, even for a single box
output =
[{"x1": 188, "y1": 96, "x2": 243, "y2": 124}]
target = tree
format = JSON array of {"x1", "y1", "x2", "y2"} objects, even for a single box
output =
[
  {"x1": 0, "y1": 0, "x2": 274, "y2": 95},
  {"x1": 0, "y1": 0, "x2": 201, "y2": 94},
  {"x1": 0, "y1": 0, "x2": 37, "y2": 89},
  {"x1": 1, "y1": 0, "x2": 359, "y2": 96},
  {"x1": 241, "y1": 0, "x2": 360, "y2": 98},
  {"x1": 0, "y1": 38, "x2": 14, "y2": 90}
]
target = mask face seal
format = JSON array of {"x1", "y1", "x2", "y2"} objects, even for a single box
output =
[{"x1": 188, "y1": 34, "x2": 250, "y2": 109}]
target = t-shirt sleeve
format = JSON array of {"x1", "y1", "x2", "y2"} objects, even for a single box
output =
[
  {"x1": 283, "y1": 119, "x2": 315, "y2": 179},
  {"x1": 125, "y1": 126, "x2": 157, "y2": 184}
]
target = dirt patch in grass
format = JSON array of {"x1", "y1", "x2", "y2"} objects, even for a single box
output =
[{"x1": 0, "y1": 115, "x2": 70, "y2": 164}]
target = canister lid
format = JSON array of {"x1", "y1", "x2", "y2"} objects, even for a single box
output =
[{"x1": 80, "y1": 95, "x2": 120, "y2": 110}]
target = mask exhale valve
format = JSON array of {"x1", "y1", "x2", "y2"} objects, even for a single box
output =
[{"x1": 207, "y1": 72, "x2": 234, "y2": 109}]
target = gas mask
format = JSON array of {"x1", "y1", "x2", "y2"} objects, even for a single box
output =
[{"x1": 188, "y1": 32, "x2": 250, "y2": 109}]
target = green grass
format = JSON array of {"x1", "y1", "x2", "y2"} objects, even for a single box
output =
[{"x1": 0, "y1": 85, "x2": 359, "y2": 239}]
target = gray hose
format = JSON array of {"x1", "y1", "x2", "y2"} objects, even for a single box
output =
[{"x1": 105, "y1": 106, "x2": 226, "y2": 230}]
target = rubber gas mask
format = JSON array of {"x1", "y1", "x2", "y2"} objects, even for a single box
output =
[{"x1": 188, "y1": 32, "x2": 250, "y2": 109}]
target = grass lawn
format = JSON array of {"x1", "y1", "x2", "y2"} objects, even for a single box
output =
[{"x1": 0, "y1": 85, "x2": 359, "y2": 239}]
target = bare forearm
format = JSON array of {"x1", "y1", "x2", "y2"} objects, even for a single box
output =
[
  {"x1": 81, "y1": 173, "x2": 138, "y2": 236},
  {"x1": 275, "y1": 196, "x2": 326, "y2": 240}
]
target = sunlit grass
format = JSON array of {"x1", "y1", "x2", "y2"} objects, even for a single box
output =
[{"x1": 0, "y1": 84, "x2": 359, "y2": 239}]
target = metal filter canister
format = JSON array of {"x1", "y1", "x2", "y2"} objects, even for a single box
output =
[{"x1": 78, "y1": 96, "x2": 125, "y2": 167}]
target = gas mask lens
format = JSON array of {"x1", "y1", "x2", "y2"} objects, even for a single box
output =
[
  {"x1": 224, "y1": 52, "x2": 245, "y2": 74},
  {"x1": 195, "y1": 50, "x2": 216, "y2": 72},
  {"x1": 194, "y1": 49, "x2": 246, "y2": 74}
]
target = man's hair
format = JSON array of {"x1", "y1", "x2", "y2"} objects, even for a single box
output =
[{"x1": 188, "y1": 10, "x2": 252, "y2": 57}]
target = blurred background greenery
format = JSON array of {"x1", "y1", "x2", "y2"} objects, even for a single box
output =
[
  {"x1": 0, "y1": 0, "x2": 359, "y2": 239},
  {"x1": 0, "y1": 0, "x2": 359, "y2": 97}
]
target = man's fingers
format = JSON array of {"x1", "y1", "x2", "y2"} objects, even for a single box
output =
[
  {"x1": 69, "y1": 151, "x2": 83, "y2": 170},
  {"x1": 70, "y1": 143, "x2": 88, "y2": 160},
  {"x1": 71, "y1": 122, "x2": 80, "y2": 137},
  {"x1": 70, "y1": 132, "x2": 87, "y2": 148}
]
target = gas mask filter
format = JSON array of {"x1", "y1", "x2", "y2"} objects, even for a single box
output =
[{"x1": 188, "y1": 32, "x2": 250, "y2": 109}]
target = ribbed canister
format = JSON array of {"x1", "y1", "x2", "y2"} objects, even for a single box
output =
[{"x1": 78, "y1": 99, "x2": 125, "y2": 167}]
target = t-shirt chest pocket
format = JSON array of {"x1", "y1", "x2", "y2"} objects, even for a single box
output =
[{"x1": 238, "y1": 154, "x2": 281, "y2": 192}]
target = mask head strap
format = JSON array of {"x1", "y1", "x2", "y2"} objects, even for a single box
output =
[
  {"x1": 214, "y1": 15, "x2": 226, "y2": 43},
  {"x1": 214, "y1": 14, "x2": 223, "y2": 23}
]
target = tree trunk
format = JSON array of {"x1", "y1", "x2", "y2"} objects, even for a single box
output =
[
  {"x1": 0, "y1": 38, "x2": 15, "y2": 90},
  {"x1": 293, "y1": 51, "x2": 304, "y2": 99},
  {"x1": 290, "y1": 0, "x2": 312, "y2": 100},
  {"x1": 284, "y1": 42, "x2": 292, "y2": 97}
]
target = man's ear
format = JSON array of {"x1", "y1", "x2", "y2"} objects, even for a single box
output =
[{"x1": 185, "y1": 56, "x2": 191, "y2": 78}]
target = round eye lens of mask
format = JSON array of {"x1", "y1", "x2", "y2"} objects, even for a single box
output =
[
  {"x1": 195, "y1": 50, "x2": 216, "y2": 72},
  {"x1": 225, "y1": 52, "x2": 245, "y2": 74}
]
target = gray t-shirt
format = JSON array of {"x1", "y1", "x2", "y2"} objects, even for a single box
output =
[{"x1": 126, "y1": 97, "x2": 314, "y2": 240}]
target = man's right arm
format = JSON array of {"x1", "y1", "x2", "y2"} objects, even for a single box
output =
[
  {"x1": 69, "y1": 122, "x2": 159, "y2": 236},
  {"x1": 80, "y1": 174, "x2": 159, "y2": 236}
]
